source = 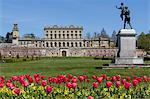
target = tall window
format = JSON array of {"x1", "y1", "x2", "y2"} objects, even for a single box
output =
[
  {"x1": 55, "y1": 34, "x2": 57, "y2": 39},
  {"x1": 59, "y1": 42, "x2": 61, "y2": 47},
  {"x1": 50, "y1": 42, "x2": 53, "y2": 47},
  {"x1": 63, "y1": 34, "x2": 65, "y2": 39},
  {"x1": 59, "y1": 34, "x2": 61, "y2": 38},
  {"x1": 46, "y1": 42, "x2": 49, "y2": 47},
  {"x1": 50, "y1": 34, "x2": 52, "y2": 39},
  {"x1": 71, "y1": 34, "x2": 73, "y2": 38},
  {"x1": 67, "y1": 34, "x2": 69, "y2": 39},
  {"x1": 71, "y1": 42, "x2": 73, "y2": 47},
  {"x1": 63, "y1": 42, "x2": 65, "y2": 47},
  {"x1": 79, "y1": 42, "x2": 82, "y2": 47},
  {"x1": 67, "y1": 42, "x2": 69, "y2": 47},
  {"x1": 75, "y1": 42, "x2": 78, "y2": 47},
  {"x1": 79, "y1": 34, "x2": 82, "y2": 38},
  {"x1": 55, "y1": 42, "x2": 57, "y2": 47},
  {"x1": 75, "y1": 34, "x2": 77, "y2": 39}
]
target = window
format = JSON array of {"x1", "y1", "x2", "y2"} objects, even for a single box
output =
[
  {"x1": 71, "y1": 31, "x2": 73, "y2": 33},
  {"x1": 75, "y1": 34, "x2": 77, "y2": 38},
  {"x1": 71, "y1": 34, "x2": 73, "y2": 38},
  {"x1": 59, "y1": 34, "x2": 61, "y2": 38},
  {"x1": 75, "y1": 42, "x2": 78, "y2": 47},
  {"x1": 46, "y1": 34, "x2": 48, "y2": 38},
  {"x1": 55, "y1": 31, "x2": 56, "y2": 33},
  {"x1": 55, "y1": 34, "x2": 57, "y2": 38},
  {"x1": 63, "y1": 31, "x2": 65, "y2": 33},
  {"x1": 46, "y1": 31, "x2": 48, "y2": 33},
  {"x1": 79, "y1": 34, "x2": 82, "y2": 38},
  {"x1": 67, "y1": 34, "x2": 69, "y2": 39},
  {"x1": 50, "y1": 42, "x2": 53, "y2": 47},
  {"x1": 75, "y1": 31, "x2": 77, "y2": 33},
  {"x1": 63, "y1": 34, "x2": 65, "y2": 38},
  {"x1": 63, "y1": 42, "x2": 65, "y2": 47},
  {"x1": 71, "y1": 42, "x2": 73, "y2": 47},
  {"x1": 59, "y1": 42, "x2": 61, "y2": 47},
  {"x1": 51, "y1": 31, "x2": 52, "y2": 33},
  {"x1": 55, "y1": 42, "x2": 57, "y2": 47},
  {"x1": 59, "y1": 31, "x2": 61, "y2": 33},
  {"x1": 79, "y1": 42, "x2": 82, "y2": 47},
  {"x1": 67, "y1": 31, "x2": 69, "y2": 33},
  {"x1": 67, "y1": 42, "x2": 69, "y2": 47},
  {"x1": 46, "y1": 42, "x2": 49, "y2": 47},
  {"x1": 50, "y1": 34, "x2": 52, "y2": 39}
]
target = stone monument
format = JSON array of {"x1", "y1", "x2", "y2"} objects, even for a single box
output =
[
  {"x1": 115, "y1": 29, "x2": 144, "y2": 64},
  {"x1": 115, "y1": 3, "x2": 144, "y2": 65}
]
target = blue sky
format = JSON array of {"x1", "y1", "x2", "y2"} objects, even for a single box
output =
[{"x1": 0, "y1": 0, "x2": 149, "y2": 38}]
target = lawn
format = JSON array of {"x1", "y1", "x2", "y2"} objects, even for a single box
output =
[{"x1": 0, "y1": 57, "x2": 150, "y2": 78}]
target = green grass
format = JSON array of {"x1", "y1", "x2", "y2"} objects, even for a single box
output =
[{"x1": 0, "y1": 57, "x2": 150, "y2": 77}]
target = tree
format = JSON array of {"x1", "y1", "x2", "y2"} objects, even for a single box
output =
[
  {"x1": 137, "y1": 32, "x2": 150, "y2": 51},
  {"x1": 85, "y1": 32, "x2": 91, "y2": 39},
  {"x1": 111, "y1": 30, "x2": 117, "y2": 44},
  {"x1": 100, "y1": 28, "x2": 109, "y2": 38}
]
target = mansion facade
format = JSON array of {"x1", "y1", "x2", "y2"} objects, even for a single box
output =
[{"x1": 2, "y1": 24, "x2": 145, "y2": 57}]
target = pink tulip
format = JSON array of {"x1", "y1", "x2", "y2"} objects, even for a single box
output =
[
  {"x1": 88, "y1": 96, "x2": 94, "y2": 99},
  {"x1": 72, "y1": 83, "x2": 77, "y2": 89}
]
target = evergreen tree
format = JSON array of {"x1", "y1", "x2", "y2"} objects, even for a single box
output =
[{"x1": 100, "y1": 28, "x2": 109, "y2": 38}]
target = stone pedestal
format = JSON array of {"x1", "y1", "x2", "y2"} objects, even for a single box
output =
[{"x1": 115, "y1": 29, "x2": 144, "y2": 64}]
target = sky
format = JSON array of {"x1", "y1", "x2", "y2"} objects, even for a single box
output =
[{"x1": 0, "y1": 0, "x2": 149, "y2": 38}]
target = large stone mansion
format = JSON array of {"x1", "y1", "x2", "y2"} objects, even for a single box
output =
[{"x1": 0, "y1": 24, "x2": 144, "y2": 57}]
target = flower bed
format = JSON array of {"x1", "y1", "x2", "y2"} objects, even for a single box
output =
[{"x1": 0, "y1": 74, "x2": 150, "y2": 98}]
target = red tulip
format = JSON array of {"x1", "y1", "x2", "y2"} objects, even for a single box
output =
[
  {"x1": 0, "y1": 83, "x2": 4, "y2": 88},
  {"x1": 68, "y1": 74, "x2": 73, "y2": 79},
  {"x1": 132, "y1": 79, "x2": 138, "y2": 87},
  {"x1": 116, "y1": 81, "x2": 121, "y2": 88},
  {"x1": 66, "y1": 82, "x2": 72, "y2": 88},
  {"x1": 46, "y1": 86, "x2": 52, "y2": 93},
  {"x1": 126, "y1": 76, "x2": 131, "y2": 81},
  {"x1": 116, "y1": 75, "x2": 121, "y2": 81},
  {"x1": 92, "y1": 75, "x2": 97, "y2": 80},
  {"x1": 92, "y1": 82, "x2": 98, "y2": 88},
  {"x1": 41, "y1": 75, "x2": 46, "y2": 80},
  {"x1": 12, "y1": 76, "x2": 18, "y2": 81},
  {"x1": 14, "y1": 88, "x2": 21, "y2": 95},
  {"x1": 124, "y1": 82, "x2": 131, "y2": 89},
  {"x1": 143, "y1": 76, "x2": 148, "y2": 82},
  {"x1": 22, "y1": 81, "x2": 29, "y2": 87},
  {"x1": 102, "y1": 74, "x2": 107, "y2": 79},
  {"x1": 136, "y1": 77, "x2": 142, "y2": 82},
  {"x1": 88, "y1": 96, "x2": 94, "y2": 99},
  {"x1": 41, "y1": 80, "x2": 47, "y2": 86},
  {"x1": 72, "y1": 78, "x2": 77, "y2": 83},
  {"x1": 111, "y1": 76, "x2": 117, "y2": 82},
  {"x1": 78, "y1": 76, "x2": 84, "y2": 82},
  {"x1": 86, "y1": 79, "x2": 90, "y2": 83},
  {"x1": 106, "y1": 81, "x2": 112, "y2": 88},
  {"x1": 121, "y1": 79, "x2": 126, "y2": 84},
  {"x1": 6, "y1": 82, "x2": 15, "y2": 89},
  {"x1": 97, "y1": 77, "x2": 103, "y2": 83}
]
